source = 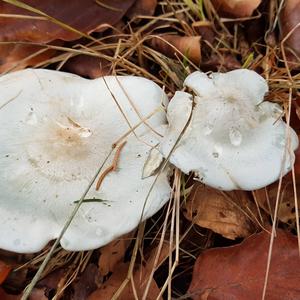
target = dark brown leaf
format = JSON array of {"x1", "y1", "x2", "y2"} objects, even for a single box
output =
[
  {"x1": 149, "y1": 35, "x2": 201, "y2": 64},
  {"x1": 211, "y1": 0, "x2": 261, "y2": 18},
  {"x1": 188, "y1": 229, "x2": 300, "y2": 300},
  {"x1": 126, "y1": 0, "x2": 157, "y2": 19},
  {"x1": 62, "y1": 55, "x2": 111, "y2": 79},
  {"x1": 0, "y1": 261, "x2": 11, "y2": 285},
  {"x1": 73, "y1": 264, "x2": 99, "y2": 300},
  {"x1": 88, "y1": 262, "x2": 161, "y2": 300},
  {"x1": 0, "y1": 0, "x2": 135, "y2": 43},
  {"x1": 0, "y1": 288, "x2": 20, "y2": 300},
  {"x1": 98, "y1": 232, "x2": 134, "y2": 276},
  {"x1": 201, "y1": 53, "x2": 241, "y2": 72},
  {"x1": 184, "y1": 183, "x2": 262, "y2": 239},
  {"x1": 0, "y1": 43, "x2": 58, "y2": 73},
  {"x1": 280, "y1": 0, "x2": 300, "y2": 61},
  {"x1": 254, "y1": 176, "x2": 299, "y2": 225}
]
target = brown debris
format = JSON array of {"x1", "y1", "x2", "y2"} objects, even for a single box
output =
[
  {"x1": 280, "y1": 0, "x2": 300, "y2": 65},
  {"x1": 211, "y1": 0, "x2": 261, "y2": 18},
  {"x1": 0, "y1": 0, "x2": 135, "y2": 43},
  {"x1": 184, "y1": 183, "x2": 262, "y2": 239},
  {"x1": 126, "y1": 0, "x2": 157, "y2": 19},
  {"x1": 0, "y1": 43, "x2": 58, "y2": 73},
  {"x1": 98, "y1": 232, "x2": 134, "y2": 276},
  {"x1": 149, "y1": 34, "x2": 201, "y2": 65},
  {"x1": 188, "y1": 229, "x2": 300, "y2": 300},
  {"x1": 254, "y1": 175, "x2": 300, "y2": 224},
  {"x1": 62, "y1": 55, "x2": 112, "y2": 79}
]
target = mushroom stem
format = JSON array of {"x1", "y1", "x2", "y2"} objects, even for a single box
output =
[{"x1": 96, "y1": 141, "x2": 127, "y2": 191}]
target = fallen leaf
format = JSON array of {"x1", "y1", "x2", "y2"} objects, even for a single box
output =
[
  {"x1": 254, "y1": 176, "x2": 299, "y2": 225},
  {"x1": 27, "y1": 288, "x2": 48, "y2": 300},
  {"x1": 184, "y1": 183, "x2": 262, "y2": 239},
  {"x1": 188, "y1": 229, "x2": 300, "y2": 300},
  {"x1": 73, "y1": 264, "x2": 99, "y2": 300},
  {"x1": 0, "y1": 288, "x2": 20, "y2": 300},
  {"x1": 0, "y1": 43, "x2": 58, "y2": 73},
  {"x1": 192, "y1": 22, "x2": 215, "y2": 45},
  {"x1": 201, "y1": 53, "x2": 241, "y2": 72},
  {"x1": 62, "y1": 55, "x2": 111, "y2": 79},
  {"x1": 89, "y1": 242, "x2": 169, "y2": 300},
  {"x1": 0, "y1": 0, "x2": 135, "y2": 43},
  {"x1": 149, "y1": 35, "x2": 201, "y2": 64},
  {"x1": 126, "y1": 0, "x2": 157, "y2": 19},
  {"x1": 0, "y1": 261, "x2": 11, "y2": 285},
  {"x1": 98, "y1": 232, "x2": 134, "y2": 276},
  {"x1": 88, "y1": 262, "x2": 161, "y2": 300},
  {"x1": 211, "y1": 0, "x2": 261, "y2": 18},
  {"x1": 280, "y1": 0, "x2": 300, "y2": 62}
]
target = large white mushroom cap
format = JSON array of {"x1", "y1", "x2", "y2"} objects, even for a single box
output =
[
  {"x1": 160, "y1": 69, "x2": 299, "y2": 191},
  {"x1": 0, "y1": 69, "x2": 171, "y2": 253}
]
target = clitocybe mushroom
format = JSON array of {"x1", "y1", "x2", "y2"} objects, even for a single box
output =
[
  {"x1": 160, "y1": 69, "x2": 299, "y2": 191},
  {"x1": 0, "y1": 69, "x2": 171, "y2": 253}
]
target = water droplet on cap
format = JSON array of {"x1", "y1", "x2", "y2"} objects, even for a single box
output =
[
  {"x1": 203, "y1": 123, "x2": 214, "y2": 135},
  {"x1": 96, "y1": 227, "x2": 102, "y2": 236},
  {"x1": 14, "y1": 239, "x2": 21, "y2": 246},
  {"x1": 229, "y1": 127, "x2": 242, "y2": 146},
  {"x1": 26, "y1": 111, "x2": 38, "y2": 125}
]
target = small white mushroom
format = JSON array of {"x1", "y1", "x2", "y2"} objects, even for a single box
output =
[
  {"x1": 160, "y1": 69, "x2": 299, "y2": 191},
  {"x1": 0, "y1": 69, "x2": 171, "y2": 253}
]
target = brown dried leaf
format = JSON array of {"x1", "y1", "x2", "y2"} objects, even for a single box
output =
[
  {"x1": 0, "y1": 0, "x2": 135, "y2": 43},
  {"x1": 211, "y1": 0, "x2": 261, "y2": 18},
  {"x1": 98, "y1": 232, "x2": 134, "y2": 276},
  {"x1": 149, "y1": 35, "x2": 201, "y2": 64},
  {"x1": 254, "y1": 176, "x2": 299, "y2": 224},
  {"x1": 88, "y1": 262, "x2": 161, "y2": 300},
  {"x1": 27, "y1": 288, "x2": 48, "y2": 300},
  {"x1": 188, "y1": 229, "x2": 300, "y2": 300},
  {"x1": 192, "y1": 22, "x2": 215, "y2": 45},
  {"x1": 0, "y1": 288, "x2": 21, "y2": 300},
  {"x1": 201, "y1": 53, "x2": 241, "y2": 72},
  {"x1": 280, "y1": 0, "x2": 300, "y2": 60},
  {"x1": 0, "y1": 43, "x2": 57, "y2": 73},
  {"x1": 0, "y1": 261, "x2": 11, "y2": 285},
  {"x1": 73, "y1": 264, "x2": 99, "y2": 300},
  {"x1": 62, "y1": 55, "x2": 111, "y2": 79},
  {"x1": 184, "y1": 183, "x2": 261, "y2": 239},
  {"x1": 126, "y1": 0, "x2": 157, "y2": 19}
]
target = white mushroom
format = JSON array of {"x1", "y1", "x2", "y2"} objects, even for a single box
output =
[
  {"x1": 160, "y1": 69, "x2": 299, "y2": 191},
  {"x1": 0, "y1": 69, "x2": 171, "y2": 253}
]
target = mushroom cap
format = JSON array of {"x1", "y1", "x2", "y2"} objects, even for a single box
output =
[
  {"x1": 0, "y1": 69, "x2": 171, "y2": 253},
  {"x1": 161, "y1": 69, "x2": 299, "y2": 191}
]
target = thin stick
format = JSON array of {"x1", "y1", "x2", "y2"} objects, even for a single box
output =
[{"x1": 96, "y1": 141, "x2": 127, "y2": 191}]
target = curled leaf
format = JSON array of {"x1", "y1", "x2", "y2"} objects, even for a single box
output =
[
  {"x1": 62, "y1": 55, "x2": 112, "y2": 79},
  {"x1": 149, "y1": 35, "x2": 201, "y2": 64},
  {"x1": 211, "y1": 0, "x2": 261, "y2": 18}
]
